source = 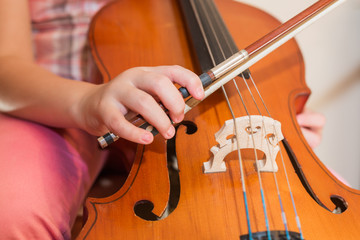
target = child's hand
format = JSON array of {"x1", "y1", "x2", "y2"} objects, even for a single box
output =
[
  {"x1": 74, "y1": 66, "x2": 204, "y2": 144},
  {"x1": 296, "y1": 109, "x2": 326, "y2": 149}
]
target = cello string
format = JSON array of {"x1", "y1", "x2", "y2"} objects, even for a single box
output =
[
  {"x1": 189, "y1": 0, "x2": 253, "y2": 237},
  {"x1": 204, "y1": 0, "x2": 295, "y2": 238},
  {"x1": 200, "y1": 1, "x2": 274, "y2": 238},
  {"x1": 221, "y1": 85, "x2": 254, "y2": 237},
  {"x1": 204, "y1": 0, "x2": 301, "y2": 236},
  {"x1": 196, "y1": 0, "x2": 274, "y2": 238},
  {"x1": 238, "y1": 75, "x2": 292, "y2": 240},
  {"x1": 247, "y1": 74, "x2": 304, "y2": 239},
  {"x1": 230, "y1": 77, "x2": 275, "y2": 240}
]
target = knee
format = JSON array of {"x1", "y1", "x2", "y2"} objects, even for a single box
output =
[
  {"x1": 0, "y1": 198, "x2": 71, "y2": 240},
  {"x1": 0, "y1": 114, "x2": 98, "y2": 239}
]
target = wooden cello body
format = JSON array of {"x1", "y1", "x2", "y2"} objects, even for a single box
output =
[{"x1": 77, "y1": 0, "x2": 360, "y2": 239}]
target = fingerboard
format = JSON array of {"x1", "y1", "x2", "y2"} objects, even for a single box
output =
[{"x1": 178, "y1": 0, "x2": 239, "y2": 72}]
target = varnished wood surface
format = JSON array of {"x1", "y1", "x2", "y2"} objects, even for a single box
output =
[{"x1": 77, "y1": 0, "x2": 360, "y2": 239}]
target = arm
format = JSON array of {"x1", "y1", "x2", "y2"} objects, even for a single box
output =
[
  {"x1": 0, "y1": 0, "x2": 204, "y2": 144},
  {"x1": 0, "y1": 0, "x2": 95, "y2": 129}
]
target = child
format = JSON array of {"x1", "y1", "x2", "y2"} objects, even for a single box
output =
[
  {"x1": 0, "y1": 0, "x2": 204, "y2": 239},
  {"x1": 0, "y1": 0, "x2": 324, "y2": 239}
]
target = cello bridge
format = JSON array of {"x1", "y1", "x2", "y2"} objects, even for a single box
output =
[{"x1": 203, "y1": 115, "x2": 284, "y2": 174}]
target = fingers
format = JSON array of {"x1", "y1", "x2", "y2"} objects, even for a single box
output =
[
  {"x1": 94, "y1": 65, "x2": 204, "y2": 145},
  {"x1": 131, "y1": 71, "x2": 186, "y2": 124},
  {"x1": 120, "y1": 66, "x2": 203, "y2": 138},
  {"x1": 296, "y1": 109, "x2": 326, "y2": 149},
  {"x1": 140, "y1": 65, "x2": 205, "y2": 100},
  {"x1": 296, "y1": 110, "x2": 326, "y2": 130},
  {"x1": 300, "y1": 127, "x2": 322, "y2": 149},
  {"x1": 99, "y1": 102, "x2": 154, "y2": 144},
  {"x1": 116, "y1": 83, "x2": 176, "y2": 140}
]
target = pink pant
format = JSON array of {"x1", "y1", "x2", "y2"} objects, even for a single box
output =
[{"x1": 0, "y1": 113, "x2": 108, "y2": 239}]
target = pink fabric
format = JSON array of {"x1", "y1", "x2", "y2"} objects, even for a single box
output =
[
  {"x1": 0, "y1": 113, "x2": 108, "y2": 239},
  {"x1": 0, "y1": 1, "x2": 111, "y2": 238}
]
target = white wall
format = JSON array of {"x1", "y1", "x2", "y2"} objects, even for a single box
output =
[{"x1": 236, "y1": 0, "x2": 360, "y2": 188}]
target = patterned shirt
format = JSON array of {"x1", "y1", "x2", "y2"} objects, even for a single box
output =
[{"x1": 29, "y1": 0, "x2": 110, "y2": 82}]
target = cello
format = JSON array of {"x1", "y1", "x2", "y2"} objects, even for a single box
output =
[{"x1": 77, "y1": 0, "x2": 360, "y2": 239}]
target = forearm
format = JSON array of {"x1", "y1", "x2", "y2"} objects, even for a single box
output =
[
  {"x1": 0, "y1": 0, "x2": 86, "y2": 128},
  {"x1": 0, "y1": 0, "x2": 205, "y2": 144},
  {"x1": 0, "y1": 56, "x2": 96, "y2": 129}
]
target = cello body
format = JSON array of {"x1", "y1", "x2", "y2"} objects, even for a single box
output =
[{"x1": 77, "y1": 0, "x2": 360, "y2": 239}]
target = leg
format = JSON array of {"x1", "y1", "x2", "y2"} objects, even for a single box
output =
[{"x1": 0, "y1": 113, "x2": 108, "y2": 240}]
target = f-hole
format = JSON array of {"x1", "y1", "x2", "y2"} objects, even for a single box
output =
[
  {"x1": 283, "y1": 139, "x2": 349, "y2": 214},
  {"x1": 331, "y1": 195, "x2": 348, "y2": 214},
  {"x1": 134, "y1": 121, "x2": 198, "y2": 221}
]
